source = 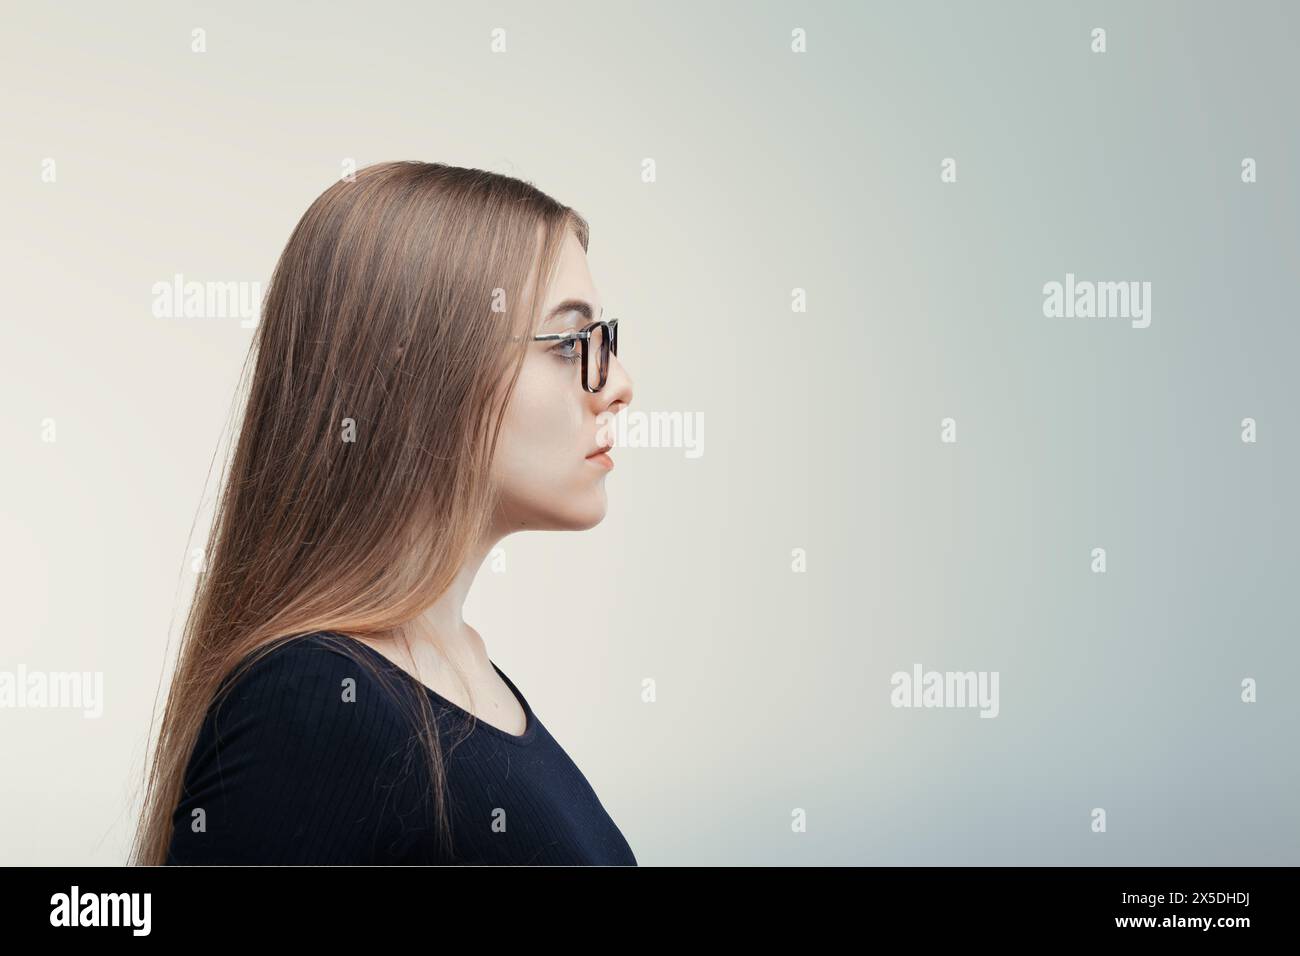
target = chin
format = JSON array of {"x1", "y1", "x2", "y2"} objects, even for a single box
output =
[
  {"x1": 558, "y1": 496, "x2": 608, "y2": 531},
  {"x1": 502, "y1": 489, "x2": 608, "y2": 532}
]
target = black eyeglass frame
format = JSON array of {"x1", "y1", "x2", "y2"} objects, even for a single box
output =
[{"x1": 532, "y1": 318, "x2": 620, "y2": 393}]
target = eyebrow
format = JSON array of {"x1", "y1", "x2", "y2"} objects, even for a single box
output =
[{"x1": 543, "y1": 298, "x2": 604, "y2": 329}]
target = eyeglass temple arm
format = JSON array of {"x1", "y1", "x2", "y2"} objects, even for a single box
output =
[
  {"x1": 528, "y1": 319, "x2": 616, "y2": 343},
  {"x1": 531, "y1": 331, "x2": 586, "y2": 342}
]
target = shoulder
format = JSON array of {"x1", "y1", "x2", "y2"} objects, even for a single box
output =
[
  {"x1": 222, "y1": 630, "x2": 372, "y2": 684},
  {"x1": 206, "y1": 631, "x2": 412, "y2": 742},
  {"x1": 169, "y1": 633, "x2": 422, "y2": 864}
]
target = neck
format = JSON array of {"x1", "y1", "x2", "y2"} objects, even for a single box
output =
[{"x1": 396, "y1": 527, "x2": 506, "y2": 671}]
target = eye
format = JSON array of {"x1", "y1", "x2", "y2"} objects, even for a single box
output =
[{"x1": 551, "y1": 337, "x2": 581, "y2": 362}]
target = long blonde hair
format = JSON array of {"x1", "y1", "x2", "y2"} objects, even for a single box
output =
[{"x1": 131, "y1": 161, "x2": 588, "y2": 865}]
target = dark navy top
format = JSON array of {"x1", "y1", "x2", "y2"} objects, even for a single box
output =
[{"x1": 166, "y1": 631, "x2": 636, "y2": 865}]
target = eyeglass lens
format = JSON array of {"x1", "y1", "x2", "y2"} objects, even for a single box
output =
[{"x1": 585, "y1": 323, "x2": 611, "y2": 391}]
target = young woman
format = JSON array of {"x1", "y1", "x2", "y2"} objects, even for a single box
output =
[{"x1": 131, "y1": 161, "x2": 637, "y2": 865}]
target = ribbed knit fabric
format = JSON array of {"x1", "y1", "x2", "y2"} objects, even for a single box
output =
[{"x1": 165, "y1": 631, "x2": 637, "y2": 865}]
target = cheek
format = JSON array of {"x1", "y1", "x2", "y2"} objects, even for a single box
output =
[{"x1": 496, "y1": 360, "x2": 584, "y2": 487}]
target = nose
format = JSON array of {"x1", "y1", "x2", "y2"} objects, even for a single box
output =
[{"x1": 595, "y1": 351, "x2": 633, "y2": 416}]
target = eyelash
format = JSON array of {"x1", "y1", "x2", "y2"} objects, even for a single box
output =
[{"x1": 551, "y1": 339, "x2": 581, "y2": 363}]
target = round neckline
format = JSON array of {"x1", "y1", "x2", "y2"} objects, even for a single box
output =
[{"x1": 324, "y1": 632, "x2": 539, "y2": 746}]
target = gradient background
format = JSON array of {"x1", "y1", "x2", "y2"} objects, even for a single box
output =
[{"x1": 1, "y1": 0, "x2": 1296, "y2": 865}]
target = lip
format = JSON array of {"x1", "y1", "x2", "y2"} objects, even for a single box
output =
[{"x1": 586, "y1": 445, "x2": 614, "y2": 470}]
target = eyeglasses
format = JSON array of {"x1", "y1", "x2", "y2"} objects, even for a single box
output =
[{"x1": 532, "y1": 318, "x2": 620, "y2": 393}]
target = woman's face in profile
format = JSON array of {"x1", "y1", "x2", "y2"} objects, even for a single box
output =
[{"x1": 490, "y1": 229, "x2": 634, "y2": 533}]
